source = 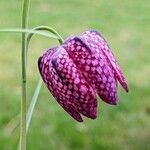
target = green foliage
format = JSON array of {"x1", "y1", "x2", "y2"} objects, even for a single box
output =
[{"x1": 0, "y1": 0, "x2": 150, "y2": 149}]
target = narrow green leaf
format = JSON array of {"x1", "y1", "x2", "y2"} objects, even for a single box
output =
[
  {"x1": 0, "y1": 28, "x2": 58, "y2": 39},
  {"x1": 4, "y1": 114, "x2": 20, "y2": 135},
  {"x1": 3, "y1": 78, "x2": 43, "y2": 134},
  {"x1": 26, "y1": 78, "x2": 42, "y2": 132}
]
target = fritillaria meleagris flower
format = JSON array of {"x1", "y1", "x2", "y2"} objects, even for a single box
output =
[{"x1": 38, "y1": 30, "x2": 128, "y2": 122}]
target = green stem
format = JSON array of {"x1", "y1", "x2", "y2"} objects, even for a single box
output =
[
  {"x1": 25, "y1": 26, "x2": 64, "y2": 132},
  {"x1": 26, "y1": 26, "x2": 64, "y2": 47},
  {"x1": 0, "y1": 29, "x2": 58, "y2": 39},
  {"x1": 20, "y1": 0, "x2": 30, "y2": 150},
  {"x1": 0, "y1": 27, "x2": 63, "y2": 138}
]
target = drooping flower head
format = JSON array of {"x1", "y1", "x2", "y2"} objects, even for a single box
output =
[{"x1": 38, "y1": 30, "x2": 128, "y2": 122}]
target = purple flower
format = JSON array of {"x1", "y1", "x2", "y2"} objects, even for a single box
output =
[{"x1": 38, "y1": 30, "x2": 128, "y2": 122}]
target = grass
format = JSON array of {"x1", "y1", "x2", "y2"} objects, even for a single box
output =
[{"x1": 0, "y1": 0, "x2": 150, "y2": 149}]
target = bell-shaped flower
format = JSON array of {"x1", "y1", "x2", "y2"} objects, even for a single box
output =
[{"x1": 38, "y1": 30, "x2": 128, "y2": 122}]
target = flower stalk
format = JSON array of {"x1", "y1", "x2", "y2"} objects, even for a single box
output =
[
  {"x1": 0, "y1": 2, "x2": 64, "y2": 149},
  {"x1": 19, "y1": 3, "x2": 64, "y2": 147},
  {"x1": 20, "y1": 0, "x2": 30, "y2": 149}
]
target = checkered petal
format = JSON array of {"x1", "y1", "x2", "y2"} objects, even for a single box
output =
[
  {"x1": 63, "y1": 37, "x2": 118, "y2": 105},
  {"x1": 81, "y1": 30, "x2": 128, "y2": 92},
  {"x1": 38, "y1": 47, "x2": 97, "y2": 122},
  {"x1": 38, "y1": 30, "x2": 129, "y2": 122}
]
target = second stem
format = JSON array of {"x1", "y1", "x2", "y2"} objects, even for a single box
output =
[{"x1": 20, "y1": 0, "x2": 30, "y2": 150}]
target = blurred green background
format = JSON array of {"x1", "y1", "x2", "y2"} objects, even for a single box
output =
[{"x1": 0, "y1": 0, "x2": 150, "y2": 149}]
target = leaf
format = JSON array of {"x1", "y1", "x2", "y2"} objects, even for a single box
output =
[
  {"x1": 0, "y1": 28, "x2": 58, "y2": 39},
  {"x1": 26, "y1": 78, "x2": 42, "y2": 132}
]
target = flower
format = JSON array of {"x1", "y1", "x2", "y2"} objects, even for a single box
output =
[{"x1": 38, "y1": 30, "x2": 128, "y2": 122}]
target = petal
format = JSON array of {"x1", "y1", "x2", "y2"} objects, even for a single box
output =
[
  {"x1": 63, "y1": 37, "x2": 118, "y2": 105},
  {"x1": 81, "y1": 30, "x2": 128, "y2": 92},
  {"x1": 38, "y1": 47, "x2": 97, "y2": 122}
]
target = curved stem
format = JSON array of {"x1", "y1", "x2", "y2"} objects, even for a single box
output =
[
  {"x1": 25, "y1": 26, "x2": 64, "y2": 133},
  {"x1": 26, "y1": 26, "x2": 64, "y2": 64},
  {"x1": 20, "y1": 0, "x2": 30, "y2": 150},
  {"x1": 3, "y1": 25, "x2": 64, "y2": 135},
  {"x1": 26, "y1": 26, "x2": 64, "y2": 48}
]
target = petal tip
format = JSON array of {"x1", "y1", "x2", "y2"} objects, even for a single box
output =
[
  {"x1": 75, "y1": 113, "x2": 84, "y2": 122},
  {"x1": 106, "y1": 100, "x2": 118, "y2": 105},
  {"x1": 122, "y1": 82, "x2": 129, "y2": 93},
  {"x1": 90, "y1": 114, "x2": 97, "y2": 120},
  {"x1": 76, "y1": 117, "x2": 83, "y2": 122},
  {"x1": 101, "y1": 96, "x2": 118, "y2": 106},
  {"x1": 88, "y1": 110, "x2": 97, "y2": 119}
]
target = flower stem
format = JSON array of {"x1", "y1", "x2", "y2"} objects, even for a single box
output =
[
  {"x1": 25, "y1": 26, "x2": 64, "y2": 133},
  {"x1": 20, "y1": 0, "x2": 30, "y2": 150},
  {"x1": 0, "y1": 29, "x2": 58, "y2": 39}
]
